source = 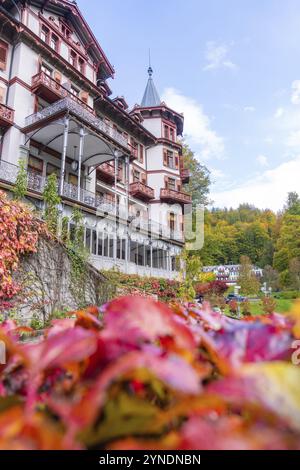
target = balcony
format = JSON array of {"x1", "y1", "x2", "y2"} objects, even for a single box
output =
[
  {"x1": 24, "y1": 97, "x2": 128, "y2": 149},
  {"x1": 31, "y1": 71, "x2": 94, "y2": 113},
  {"x1": 160, "y1": 187, "x2": 192, "y2": 205},
  {"x1": 96, "y1": 162, "x2": 121, "y2": 184},
  {"x1": 129, "y1": 181, "x2": 155, "y2": 201},
  {"x1": 0, "y1": 103, "x2": 14, "y2": 128},
  {"x1": 180, "y1": 168, "x2": 190, "y2": 184},
  {"x1": 0, "y1": 160, "x2": 185, "y2": 244}
]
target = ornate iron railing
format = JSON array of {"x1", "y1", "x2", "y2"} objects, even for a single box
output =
[
  {"x1": 0, "y1": 160, "x2": 184, "y2": 242},
  {"x1": 24, "y1": 97, "x2": 128, "y2": 149}
]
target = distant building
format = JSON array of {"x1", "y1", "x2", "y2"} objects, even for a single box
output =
[{"x1": 202, "y1": 264, "x2": 263, "y2": 285}]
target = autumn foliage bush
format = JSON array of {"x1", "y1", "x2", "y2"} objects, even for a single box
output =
[
  {"x1": 0, "y1": 296, "x2": 300, "y2": 450},
  {"x1": 105, "y1": 270, "x2": 181, "y2": 300},
  {"x1": 0, "y1": 191, "x2": 47, "y2": 309},
  {"x1": 195, "y1": 280, "x2": 228, "y2": 297}
]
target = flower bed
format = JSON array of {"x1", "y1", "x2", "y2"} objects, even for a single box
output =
[{"x1": 0, "y1": 297, "x2": 300, "y2": 449}]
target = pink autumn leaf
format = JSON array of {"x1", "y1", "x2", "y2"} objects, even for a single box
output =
[
  {"x1": 24, "y1": 327, "x2": 98, "y2": 372},
  {"x1": 102, "y1": 296, "x2": 196, "y2": 350}
]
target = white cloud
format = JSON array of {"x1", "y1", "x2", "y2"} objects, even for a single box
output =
[
  {"x1": 210, "y1": 167, "x2": 226, "y2": 180},
  {"x1": 274, "y1": 107, "x2": 284, "y2": 118},
  {"x1": 203, "y1": 41, "x2": 237, "y2": 71},
  {"x1": 162, "y1": 87, "x2": 225, "y2": 160},
  {"x1": 287, "y1": 129, "x2": 300, "y2": 147},
  {"x1": 256, "y1": 154, "x2": 269, "y2": 167},
  {"x1": 211, "y1": 155, "x2": 300, "y2": 211},
  {"x1": 244, "y1": 106, "x2": 255, "y2": 112},
  {"x1": 291, "y1": 80, "x2": 300, "y2": 104}
]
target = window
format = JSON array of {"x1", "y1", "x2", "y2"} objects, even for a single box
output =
[
  {"x1": 170, "y1": 128, "x2": 175, "y2": 141},
  {"x1": 50, "y1": 34, "x2": 59, "y2": 52},
  {"x1": 41, "y1": 25, "x2": 50, "y2": 43},
  {"x1": 167, "y1": 150, "x2": 175, "y2": 169},
  {"x1": 28, "y1": 155, "x2": 43, "y2": 174},
  {"x1": 139, "y1": 144, "x2": 144, "y2": 163},
  {"x1": 169, "y1": 212, "x2": 176, "y2": 231},
  {"x1": 164, "y1": 125, "x2": 169, "y2": 139},
  {"x1": 133, "y1": 169, "x2": 141, "y2": 182},
  {"x1": 70, "y1": 50, "x2": 77, "y2": 68},
  {"x1": 46, "y1": 163, "x2": 60, "y2": 177},
  {"x1": 41, "y1": 63, "x2": 52, "y2": 76},
  {"x1": 70, "y1": 85, "x2": 80, "y2": 97},
  {"x1": 0, "y1": 40, "x2": 8, "y2": 72},
  {"x1": 78, "y1": 57, "x2": 85, "y2": 74},
  {"x1": 166, "y1": 178, "x2": 176, "y2": 190}
]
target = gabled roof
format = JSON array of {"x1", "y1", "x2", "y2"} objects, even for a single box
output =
[
  {"x1": 12, "y1": 0, "x2": 115, "y2": 79},
  {"x1": 141, "y1": 67, "x2": 161, "y2": 107}
]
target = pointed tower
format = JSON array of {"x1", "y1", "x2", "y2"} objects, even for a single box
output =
[{"x1": 141, "y1": 67, "x2": 161, "y2": 107}]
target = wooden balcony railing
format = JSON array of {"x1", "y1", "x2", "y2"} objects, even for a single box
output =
[
  {"x1": 31, "y1": 71, "x2": 95, "y2": 114},
  {"x1": 0, "y1": 103, "x2": 14, "y2": 127},
  {"x1": 129, "y1": 181, "x2": 155, "y2": 201},
  {"x1": 160, "y1": 187, "x2": 192, "y2": 205},
  {"x1": 97, "y1": 162, "x2": 122, "y2": 183}
]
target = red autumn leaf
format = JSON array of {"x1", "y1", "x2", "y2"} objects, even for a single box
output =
[{"x1": 102, "y1": 296, "x2": 196, "y2": 351}]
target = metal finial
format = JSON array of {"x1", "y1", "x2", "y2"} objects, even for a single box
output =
[{"x1": 148, "y1": 49, "x2": 153, "y2": 76}]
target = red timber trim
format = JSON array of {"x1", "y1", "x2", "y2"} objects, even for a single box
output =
[
  {"x1": 0, "y1": 76, "x2": 8, "y2": 86},
  {"x1": 28, "y1": 3, "x2": 114, "y2": 77},
  {"x1": 157, "y1": 138, "x2": 182, "y2": 151},
  {"x1": 161, "y1": 118, "x2": 177, "y2": 140},
  {"x1": 147, "y1": 169, "x2": 180, "y2": 177},
  {"x1": 8, "y1": 77, "x2": 32, "y2": 92},
  {"x1": 131, "y1": 104, "x2": 184, "y2": 122}
]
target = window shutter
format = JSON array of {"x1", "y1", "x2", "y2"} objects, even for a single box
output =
[
  {"x1": 141, "y1": 172, "x2": 146, "y2": 184},
  {"x1": 139, "y1": 144, "x2": 144, "y2": 163},
  {"x1": 80, "y1": 91, "x2": 88, "y2": 103},
  {"x1": 177, "y1": 182, "x2": 182, "y2": 192},
  {"x1": 0, "y1": 41, "x2": 8, "y2": 71},
  {"x1": 0, "y1": 87, "x2": 5, "y2": 104},
  {"x1": 163, "y1": 149, "x2": 168, "y2": 166},
  {"x1": 175, "y1": 155, "x2": 179, "y2": 169},
  {"x1": 54, "y1": 70, "x2": 62, "y2": 83},
  {"x1": 164, "y1": 176, "x2": 169, "y2": 188}
]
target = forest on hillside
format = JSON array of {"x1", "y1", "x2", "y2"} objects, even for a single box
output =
[{"x1": 183, "y1": 143, "x2": 300, "y2": 290}]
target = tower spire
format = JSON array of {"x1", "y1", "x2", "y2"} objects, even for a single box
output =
[{"x1": 141, "y1": 52, "x2": 161, "y2": 107}]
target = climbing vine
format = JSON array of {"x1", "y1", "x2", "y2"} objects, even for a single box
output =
[
  {"x1": 67, "y1": 206, "x2": 89, "y2": 306},
  {"x1": 13, "y1": 159, "x2": 28, "y2": 201},
  {"x1": 42, "y1": 174, "x2": 61, "y2": 234},
  {"x1": 0, "y1": 190, "x2": 47, "y2": 310}
]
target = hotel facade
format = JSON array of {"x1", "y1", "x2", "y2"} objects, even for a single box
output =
[{"x1": 0, "y1": 0, "x2": 191, "y2": 279}]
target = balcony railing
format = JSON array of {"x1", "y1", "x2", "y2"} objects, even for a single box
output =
[
  {"x1": 0, "y1": 103, "x2": 14, "y2": 127},
  {"x1": 0, "y1": 160, "x2": 185, "y2": 242},
  {"x1": 160, "y1": 188, "x2": 192, "y2": 205},
  {"x1": 97, "y1": 162, "x2": 121, "y2": 183},
  {"x1": 129, "y1": 181, "x2": 155, "y2": 201},
  {"x1": 31, "y1": 71, "x2": 94, "y2": 114},
  {"x1": 24, "y1": 97, "x2": 128, "y2": 149}
]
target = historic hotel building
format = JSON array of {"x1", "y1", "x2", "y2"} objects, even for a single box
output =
[{"x1": 0, "y1": 0, "x2": 191, "y2": 279}]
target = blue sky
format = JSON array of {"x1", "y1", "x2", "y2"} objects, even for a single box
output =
[{"x1": 78, "y1": 0, "x2": 300, "y2": 211}]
